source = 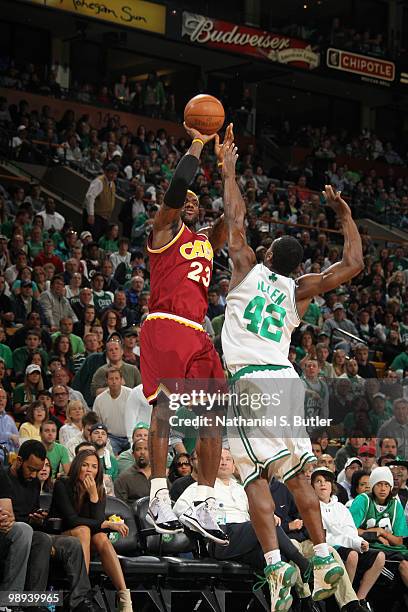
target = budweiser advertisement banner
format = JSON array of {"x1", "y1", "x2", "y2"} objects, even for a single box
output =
[
  {"x1": 182, "y1": 11, "x2": 320, "y2": 70},
  {"x1": 327, "y1": 48, "x2": 395, "y2": 86}
]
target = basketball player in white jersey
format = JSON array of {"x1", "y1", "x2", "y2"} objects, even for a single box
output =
[{"x1": 220, "y1": 143, "x2": 364, "y2": 611}]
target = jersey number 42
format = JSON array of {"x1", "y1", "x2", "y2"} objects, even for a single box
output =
[{"x1": 243, "y1": 296, "x2": 286, "y2": 342}]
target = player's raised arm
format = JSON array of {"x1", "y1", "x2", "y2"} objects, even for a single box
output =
[
  {"x1": 296, "y1": 185, "x2": 364, "y2": 315},
  {"x1": 200, "y1": 123, "x2": 234, "y2": 251},
  {"x1": 222, "y1": 142, "x2": 256, "y2": 289},
  {"x1": 151, "y1": 124, "x2": 215, "y2": 249}
]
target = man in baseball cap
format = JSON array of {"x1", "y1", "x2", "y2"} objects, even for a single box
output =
[
  {"x1": 322, "y1": 301, "x2": 359, "y2": 351},
  {"x1": 89, "y1": 423, "x2": 118, "y2": 486},
  {"x1": 358, "y1": 444, "x2": 377, "y2": 473}
]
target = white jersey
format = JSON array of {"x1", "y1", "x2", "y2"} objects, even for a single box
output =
[{"x1": 222, "y1": 264, "x2": 300, "y2": 372}]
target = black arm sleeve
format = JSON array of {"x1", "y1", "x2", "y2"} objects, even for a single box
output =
[{"x1": 164, "y1": 154, "x2": 199, "y2": 209}]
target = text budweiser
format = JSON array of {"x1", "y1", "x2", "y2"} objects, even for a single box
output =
[{"x1": 187, "y1": 15, "x2": 290, "y2": 52}]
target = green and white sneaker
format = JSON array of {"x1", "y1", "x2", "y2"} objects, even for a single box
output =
[
  {"x1": 312, "y1": 554, "x2": 344, "y2": 601},
  {"x1": 254, "y1": 560, "x2": 297, "y2": 611}
]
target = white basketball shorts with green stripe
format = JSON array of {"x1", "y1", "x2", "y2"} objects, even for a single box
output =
[{"x1": 226, "y1": 365, "x2": 316, "y2": 488}]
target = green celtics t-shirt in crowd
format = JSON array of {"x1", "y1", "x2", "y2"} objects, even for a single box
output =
[{"x1": 47, "y1": 442, "x2": 70, "y2": 477}]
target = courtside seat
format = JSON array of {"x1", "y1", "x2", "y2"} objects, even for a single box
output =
[
  {"x1": 104, "y1": 496, "x2": 140, "y2": 556},
  {"x1": 89, "y1": 497, "x2": 169, "y2": 612},
  {"x1": 134, "y1": 497, "x2": 225, "y2": 612}
]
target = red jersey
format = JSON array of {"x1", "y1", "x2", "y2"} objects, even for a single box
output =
[{"x1": 147, "y1": 223, "x2": 213, "y2": 323}]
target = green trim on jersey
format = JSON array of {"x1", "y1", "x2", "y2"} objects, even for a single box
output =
[
  {"x1": 231, "y1": 364, "x2": 291, "y2": 382},
  {"x1": 282, "y1": 452, "x2": 316, "y2": 482},
  {"x1": 230, "y1": 379, "x2": 291, "y2": 488}
]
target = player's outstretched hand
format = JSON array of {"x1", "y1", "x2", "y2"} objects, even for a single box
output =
[
  {"x1": 183, "y1": 122, "x2": 216, "y2": 145},
  {"x1": 222, "y1": 142, "x2": 238, "y2": 178},
  {"x1": 214, "y1": 122, "x2": 234, "y2": 163},
  {"x1": 322, "y1": 184, "x2": 351, "y2": 217}
]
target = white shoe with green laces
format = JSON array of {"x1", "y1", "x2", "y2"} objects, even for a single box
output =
[
  {"x1": 254, "y1": 560, "x2": 297, "y2": 611},
  {"x1": 311, "y1": 554, "x2": 344, "y2": 601}
]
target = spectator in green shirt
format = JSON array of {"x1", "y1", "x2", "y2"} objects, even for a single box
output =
[
  {"x1": 0, "y1": 337, "x2": 12, "y2": 371},
  {"x1": 390, "y1": 344, "x2": 408, "y2": 372},
  {"x1": 302, "y1": 300, "x2": 322, "y2": 329},
  {"x1": 51, "y1": 316, "x2": 85, "y2": 356},
  {"x1": 13, "y1": 329, "x2": 48, "y2": 380},
  {"x1": 40, "y1": 419, "x2": 71, "y2": 477},
  {"x1": 98, "y1": 223, "x2": 119, "y2": 253}
]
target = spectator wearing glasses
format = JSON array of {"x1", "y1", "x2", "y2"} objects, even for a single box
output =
[
  {"x1": 50, "y1": 383, "x2": 70, "y2": 428},
  {"x1": 170, "y1": 448, "x2": 198, "y2": 502},
  {"x1": 168, "y1": 452, "x2": 192, "y2": 484},
  {"x1": 50, "y1": 366, "x2": 88, "y2": 411}
]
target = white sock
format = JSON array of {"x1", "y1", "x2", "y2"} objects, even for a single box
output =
[
  {"x1": 313, "y1": 543, "x2": 330, "y2": 558},
  {"x1": 195, "y1": 485, "x2": 215, "y2": 502},
  {"x1": 264, "y1": 549, "x2": 281, "y2": 566},
  {"x1": 150, "y1": 478, "x2": 168, "y2": 502}
]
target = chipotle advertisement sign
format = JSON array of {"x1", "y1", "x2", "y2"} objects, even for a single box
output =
[
  {"x1": 182, "y1": 12, "x2": 320, "y2": 70},
  {"x1": 327, "y1": 48, "x2": 395, "y2": 86}
]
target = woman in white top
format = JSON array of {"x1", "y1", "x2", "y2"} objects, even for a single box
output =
[
  {"x1": 59, "y1": 400, "x2": 85, "y2": 447},
  {"x1": 311, "y1": 467, "x2": 385, "y2": 608}
]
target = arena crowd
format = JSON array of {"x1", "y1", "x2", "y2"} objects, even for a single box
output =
[{"x1": 0, "y1": 79, "x2": 407, "y2": 612}]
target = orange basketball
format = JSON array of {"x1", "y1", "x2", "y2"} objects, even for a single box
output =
[{"x1": 184, "y1": 94, "x2": 225, "y2": 135}]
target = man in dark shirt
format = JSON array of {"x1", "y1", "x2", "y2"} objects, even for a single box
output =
[
  {"x1": 0, "y1": 466, "x2": 33, "y2": 593},
  {"x1": 114, "y1": 439, "x2": 151, "y2": 504},
  {"x1": 207, "y1": 286, "x2": 225, "y2": 320},
  {"x1": 6, "y1": 440, "x2": 95, "y2": 612},
  {"x1": 354, "y1": 344, "x2": 377, "y2": 379}
]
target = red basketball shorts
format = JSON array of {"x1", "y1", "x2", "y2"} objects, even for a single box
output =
[{"x1": 140, "y1": 315, "x2": 225, "y2": 404}]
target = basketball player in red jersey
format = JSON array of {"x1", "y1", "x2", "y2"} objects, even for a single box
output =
[{"x1": 141, "y1": 122, "x2": 233, "y2": 543}]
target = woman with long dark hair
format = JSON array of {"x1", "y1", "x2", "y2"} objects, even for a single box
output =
[
  {"x1": 100, "y1": 309, "x2": 122, "y2": 342},
  {"x1": 49, "y1": 449, "x2": 133, "y2": 611},
  {"x1": 51, "y1": 334, "x2": 75, "y2": 376},
  {"x1": 19, "y1": 399, "x2": 48, "y2": 441},
  {"x1": 38, "y1": 456, "x2": 54, "y2": 493}
]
